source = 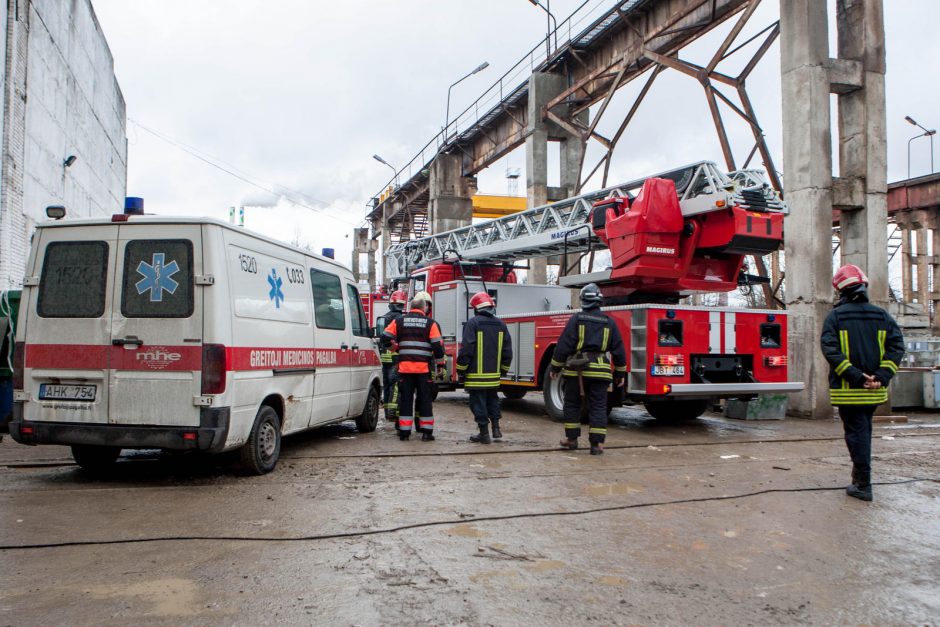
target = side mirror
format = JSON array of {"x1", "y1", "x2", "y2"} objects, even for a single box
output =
[{"x1": 368, "y1": 326, "x2": 376, "y2": 339}]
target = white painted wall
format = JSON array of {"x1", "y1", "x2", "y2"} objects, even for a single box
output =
[{"x1": 0, "y1": 0, "x2": 126, "y2": 288}]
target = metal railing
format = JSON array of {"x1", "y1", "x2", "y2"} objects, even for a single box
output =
[{"x1": 371, "y1": 0, "x2": 650, "y2": 210}]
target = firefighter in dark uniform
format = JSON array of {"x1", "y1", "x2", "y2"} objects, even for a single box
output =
[
  {"x1": 382, "y1": 292, "x2": 445, "y2": 441},
  {"x1": 820, "y1": 264, "x2": 904, "y2": 502},
  {"x1": 457, "y1": 292, "x2": 513, "y2": 444},
  {"x1": 378, "y1": 289, "x2": 408, "y2": 421},
  {"x1": 550, "y1": 283, "x2": 627, "y2": 455}
]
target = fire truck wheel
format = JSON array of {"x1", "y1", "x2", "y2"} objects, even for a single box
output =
[
  {"x1": 239, "y1": 405, "x2": 281, "y2": 475},
  {"x1": 71, "y1": 445, "x2": 120, "y2": 474},
  {"x1": 643, "y1": 399, "x2": 708, "y2": 422},
  {"x1": 355, "y1": 387, "x2": 380, "y2": 433},
  {"x1": 501, "y1": 386, "x2": 528, "y2": 400},
  {"x1": 541, "y1": 363, "x2": 565, "y2": 421}
]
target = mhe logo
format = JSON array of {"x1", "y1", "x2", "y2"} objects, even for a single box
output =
[
  {"x1": 136, "y1": 346, "x2": 182, "y2": 370},
  {"x1": 646, "y1": 246, "x2": 676, "y2": 255}
]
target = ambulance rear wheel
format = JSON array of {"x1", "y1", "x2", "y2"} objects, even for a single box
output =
[
  {"x1": 356, "y1": 387, "x2": 380, "y2": 433},
  {"x1": 644, "y1": 399, "x2": 708, "y2": 422},
  {"x1": 240, "y1": 405, "x2": 281, "y2": 475},
  {"x1": 71, "y1": 445, "x2": 120, "y2": 474}
]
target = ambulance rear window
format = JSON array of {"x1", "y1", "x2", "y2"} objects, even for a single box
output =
[
  {"x1": 37, "y1": 241, "x2": 109, "y2": 318},
  {"x1": 121, "y1": 240, "x2": 194, "y2": 318},
  {"x1": 310, "y1": 269, "x2": 345, "y2": 330}
]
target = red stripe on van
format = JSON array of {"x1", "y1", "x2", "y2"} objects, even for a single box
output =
[{"x1": 24, "y1": 344, "x2": 380, "y2": 372}]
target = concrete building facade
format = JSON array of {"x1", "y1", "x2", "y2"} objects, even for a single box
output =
[{"x1": 0, "y1": 0, "x2": 126, "y2": 288}]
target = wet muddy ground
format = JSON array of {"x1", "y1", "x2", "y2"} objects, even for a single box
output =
[{"x1": 1, "y1": 394, "x2": 938, "y2": 624}]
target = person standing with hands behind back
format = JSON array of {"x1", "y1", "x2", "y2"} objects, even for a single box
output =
[
  {"x1": 457, "y1": 292, "x2": 513, "y2": 444},
  {"x1": 820, "y1": 264, "x2": 904, "y2": 502},
  {"x1": 549, "y1": 283, "x2": 627, "y2": 455}
]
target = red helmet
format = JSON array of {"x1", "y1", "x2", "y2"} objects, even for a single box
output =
[
  {"x1": 389, "y1": 290, "x2": 408, "y2": 305},
  {"x1": 469, "y1": 292, "x2": 495, "y2": 311},
  {"x1": 832, "y1": 264, "x2": 869, "y2": 291}
]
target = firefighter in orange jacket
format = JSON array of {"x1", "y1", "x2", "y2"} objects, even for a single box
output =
[{"x1": 381, "y1": 292, "x2": 445, "y2": 441}]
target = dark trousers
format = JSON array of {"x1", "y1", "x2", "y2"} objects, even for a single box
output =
[
  {"x1": 398, "y1": 373, "x2": 434, "y2": 433},
  {"x1": 563, "y1": 376, "x2": 609, "y2": 444},
  {"x1": 838, "y1": 404, "x2": 876, "y2": 475},
  {"x1": 468, "y1": 388, "x2": 501, "y2": 427},
  {"x1": 382, "y1": 363, "x2": 399, "y2": 405}
]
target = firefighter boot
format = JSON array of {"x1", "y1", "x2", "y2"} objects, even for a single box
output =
[
  {"x1": 590, "y1": 443, "x2": 604, "y2": 456},
  {"x1": 558, "y1": 438, "x2": 578, "y2": 450},
  {"x1": 491, "y1": 420, "x2": 502, "y2": 440},
  {"x1": 470, "y1": 425, "x2": 491, "y2": 444},
  {"x1": 848, "y1": 465, "x2": 860, "y2": 489},
  {"x1": 421, "y1": 430, "x2": 435, "y2": 442},
  {"x1": 846, "y1": 469, "x2": 873, "y2": 502}
]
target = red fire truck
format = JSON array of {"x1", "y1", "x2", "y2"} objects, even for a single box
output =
[{"x1": 382, "y1": 162, "x2": 803, "y2": 420}]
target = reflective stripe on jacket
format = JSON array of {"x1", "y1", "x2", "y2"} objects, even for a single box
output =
[
  {"x1": 378, "y1": 309, "x2": 403, "y2": 363},
  {"x1": 456, "y1": 310, "x2": 513, "y2": 389},
  {"x1": 820, "y1": 300, "x2": 904, "y2": 406},
  {"x1": 550, "y1": 310, "x2": 627, "y2": 381},
  {"x1": 382, "y1": 309, "x2": 445, "y2": 374}
]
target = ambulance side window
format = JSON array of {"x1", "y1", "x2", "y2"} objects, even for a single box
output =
[
  {"x1": 346, "y1": 284, "x2": 369, "y2": 338},
  {"x1": 37, "y1": 241, "x2": 109, "y2": 318},
  {"x1": 121, "y1": 240, "x2": 194, "y2": 318},
  {"x1": 310, "y1": 269, "x2": 345, "y2": 330}
]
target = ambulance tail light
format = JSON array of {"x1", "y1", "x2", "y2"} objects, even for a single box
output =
[
  {"x1": 765, "y1": 355, "x2": 788, "y2": 367},
  {"x1": 653, "y1": 354, "x2": 684, "y2": 366},
  {"x1": 12, "y1": 342, "x2": 24, "y2": 389},
  {"x1": 201, "y1": 344, "x2": 227, "y2": 395}
]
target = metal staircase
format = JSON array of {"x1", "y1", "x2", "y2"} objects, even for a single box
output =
[{"x1": 385, "y1": 161, "x2": 785, "y2": 280}]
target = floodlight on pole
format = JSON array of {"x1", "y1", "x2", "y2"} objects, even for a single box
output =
[
  {"x1": 372, "y1": 154, "x2": 397, "y2": 173},
  {"x1": 444, "y1": 62, "x2": 490, "y2": 142}
]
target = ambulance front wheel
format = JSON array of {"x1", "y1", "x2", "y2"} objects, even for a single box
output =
[
  {"x1": 240, "y1": 405, "x2": 281, "y2": 475},
  {"x1": 71, "y1": 445, "x2": 120, "y2": 474},
  {"x1": 355, "y1": 386, "x2": 380, "y2": 433}
]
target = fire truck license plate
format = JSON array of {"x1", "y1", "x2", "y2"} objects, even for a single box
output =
[
  {"x1": 39, "y1": 384, "x2": 97, "y2": 401},
  {"x1": 651, "y1": 366, "x2": 685, "y2": 376}
]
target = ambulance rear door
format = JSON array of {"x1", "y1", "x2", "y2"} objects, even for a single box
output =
[
  {"x1": 22, "y1": 225, "x2": 119, "y2": 424},
  {"x1": 108, "y1": 224, "x2": 204, "y2": 426}
]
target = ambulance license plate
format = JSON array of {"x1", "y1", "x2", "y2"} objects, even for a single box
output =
[
  {"x1": 39, "y1": 384, "x2": 97, "y2": 402},
  {"x1": 651, "y1": 366, "x2": 685, "y2": 376}
]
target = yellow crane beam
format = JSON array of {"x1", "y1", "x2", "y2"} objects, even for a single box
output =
[{"x1": 472, "y1": 194, "x2": 527, "y2": 218}]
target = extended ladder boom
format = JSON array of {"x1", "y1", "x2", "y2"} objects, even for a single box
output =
[{"x1": 385, "y1": 161, "x2": 785, "y2": 280}]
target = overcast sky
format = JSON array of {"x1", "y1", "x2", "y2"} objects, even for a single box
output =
[{"x1": 93, "y1": 1, "x2": 940, "y2": 275}]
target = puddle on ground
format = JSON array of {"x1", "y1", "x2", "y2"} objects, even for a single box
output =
[
  {"x1": 446, "y1": 524, "x2": 485, "y2": 538},
  {"x1": 526, "y1": 559, "x2": 566, "y2": 572},
  {"x1": 584, "y1": 482, "x2": 643, "y2": 496},
  {"x1": 596, "y1": 575, "x2": 629, "y2": 586}
]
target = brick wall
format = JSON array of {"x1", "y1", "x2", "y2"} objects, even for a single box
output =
[{"x1": 0, "y1": 0, "x2": 127, "y2": 288}]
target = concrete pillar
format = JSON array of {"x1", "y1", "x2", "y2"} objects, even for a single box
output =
[
  {"x1": 780, "y1": 0, "x2": 835, "y2": 418},
  {"x1": 428, "y1": 153, "x2": 476, "y2": 234},
  {"x1": 932, "y1": 225, "x2": 940, "y2": 333},
  {"x1": 899, "y1": 220, "x2": 913, "y2": 301},
  {"x1": 836, "y1": 0, "x2": 888, "y2": 306},
  {"x1": 525, "y1": 72, "x2": 587, "y2": 284},
  {"x1": 916, "y1": 224, "x2": 929, "y2": 308}
]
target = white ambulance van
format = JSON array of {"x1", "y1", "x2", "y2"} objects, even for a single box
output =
[{"x1": 9, "y1": 211, "x2": 382, "y2": 474}]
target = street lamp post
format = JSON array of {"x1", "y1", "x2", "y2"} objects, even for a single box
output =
[
  {"x1": 905, "y1": 115, "x2": 936, "y2": 179},
  {"x1": 373, "y1": 153, "x2": 398, "y2": 188},
  {"x1": 444, "y1": 62, "x2": 489, "y2": 143},
  {"x1": 527, "y1": 0, "x2": 557, "y2": 61}
]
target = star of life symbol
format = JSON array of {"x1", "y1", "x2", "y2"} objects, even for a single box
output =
[
  {"x1": 268, "y1": 268, "x2": 284, "y2": 309},
  {"x1": 135, "y1": 253, "x2": 180, "y2": 302}
]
